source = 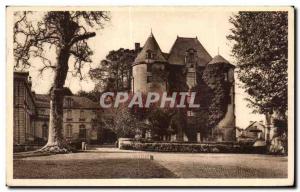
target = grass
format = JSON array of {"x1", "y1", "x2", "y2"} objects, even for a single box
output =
[
  {"x1": 158, "y1": 161, "x2": 288, "y2": 178},
  {"x1": 13, "y1": 159, "x2": 177, "y2": 179}
]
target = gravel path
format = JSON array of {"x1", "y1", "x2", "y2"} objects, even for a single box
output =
[{"x1": 19, "y1": 148, "x2": 288, "y2": 178}]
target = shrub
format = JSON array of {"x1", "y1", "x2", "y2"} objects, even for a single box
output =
[
  {"x1": 120, "y1": 142, "x2": 267, "y2": 154},
  {"x1": 120, "y1": 142, "x2": 236, "y2": 153}
]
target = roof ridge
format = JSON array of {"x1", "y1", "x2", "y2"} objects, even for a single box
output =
[{"x1": 177, "y1": 36, "x2": 197, "y2": 39}]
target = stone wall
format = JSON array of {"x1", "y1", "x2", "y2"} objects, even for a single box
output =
[{"x1": 132, "y1": 64, "x2": 148, "y2": 93}]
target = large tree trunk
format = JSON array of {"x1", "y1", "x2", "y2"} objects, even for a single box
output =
[
  {"x1": 265, "y1": 112, "x2": 272, "y2": 143},
  {"x1": 40, "y1": 48, "x2": 70, "y2": 153}
]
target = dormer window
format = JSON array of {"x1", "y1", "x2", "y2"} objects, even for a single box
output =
[
  {"x1": 185, "y1": 49, "x2": 196, "y2": 66},
  {"x1": 146, "y1": 50, "x2": 153, "y2": 59},
  {"x1": 224, "y1": 72, "x2": 228, "y2": 81},
  {"x1": 66, "y1": 97, "x2": 73, "y2": 108}
]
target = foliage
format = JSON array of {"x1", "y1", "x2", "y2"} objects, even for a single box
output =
[
  {"x1": 101, "y1": 104, "x2": 147, "y2": 138},
  {"x1": 89, "y1": 48, "x2": 137, "y2": 92},
  {"x1": 227, "y1": 11, "x2": 288, "y2": 116},
  {"x1": 120, "y1": 142, "x2": 265, "y2": 153},
  {"x1": 202, "y1": 64, "x2": 231, "y2": 130},
  {"x1": 147, "y1": 108, "x2": 176, "y2": 139},
  {"x1": 13, "y1": 11, "x2": 110, "y2": 151},
  {"x1": 168, "y1": 65, "x2": 189, "y2": 92},
  {"x1": 76, "y1": 89, "x2": 101, "y2": 102},
  {"x1": 190, "y1": 64, "x2": 230, "y2": 138},
  {"x1": 14, "y1": 11, "x2": 110, "y2": 78},
  {"x1": 273, "y1": 116, "x2": 288, "y2": 136}
]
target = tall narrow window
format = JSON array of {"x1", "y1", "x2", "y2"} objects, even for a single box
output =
[
  {"x1": 147, "y1": 75, "x2": 152, "y2": 83},
  {"x1": 224, "y1": 72, "x2": 228, "y2": 81},
  {"x1": 185, "y1": 49, "x2": 196, "y2": 65},
  {"x1": 79, "y1": 124, "x2": 86, "y2": 139},
  {"x1": 66, "y1": 124, "x2": 72, "y2": 137},
  {"x1": 147, "y1": 64, "x2": 152, "y2": 72},
  {"x1": 66, "y1": 98, "x2": 72, "y2": 108},
  {"x1": 79, "y1": 110, "x2": 85, "y2": 121},
  {"x1": 67, "y1": 109, "x2": 72, "y2": 120},
  {"x1": 80, "y1": 110, "x2": 84, "y2": 117}
]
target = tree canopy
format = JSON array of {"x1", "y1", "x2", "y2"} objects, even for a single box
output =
[
  {"x1": 89, "y1": 48, "x2": 137, "y2": 92},
  {"x1": 13, "y1": 11, "x2": 110, "y2": 152},
  {"x1": 227, "y1": 11, "x2": 288, "y2": 116}
]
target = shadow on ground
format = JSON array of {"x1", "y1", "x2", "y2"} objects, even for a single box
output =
[{"x1": 13, "y1": 158, "x2": 178, "y2": 179}]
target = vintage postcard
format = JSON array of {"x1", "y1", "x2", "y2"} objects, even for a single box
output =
[{"x1": 6, "y1": 6, "x2": 294, "y2": 187}]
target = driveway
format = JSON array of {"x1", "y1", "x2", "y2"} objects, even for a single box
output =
[{"x1": 20, "y1": 147, "x2": 288, "y2": 178}]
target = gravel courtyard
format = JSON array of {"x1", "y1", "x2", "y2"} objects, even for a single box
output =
[{"x1": 13, "y1": 148, "x2": 288, "y2": 178}]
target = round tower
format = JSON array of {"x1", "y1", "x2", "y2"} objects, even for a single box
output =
[
  {"x1": 132, "y1": 32, "x2": 168, "y2": 94},
  {"x1": 208, "y1": 55, "x2": 236, "y2": 142}
]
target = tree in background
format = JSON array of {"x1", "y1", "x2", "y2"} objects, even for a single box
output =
[
  {"x1": 14, "y1": 11, "x2": 110, "y2": 153},
  {"x1": 89, "y1": 48, "x2": 137, "y2": 92},
  {"x1": 77, "y1": 89, "x2": 101, "y2": 103},
  {"x1": 227, "y1": 12, "x2": 288, "y2": 143},
  {"x1": 147, "y1": 108, "x2": 177, "y2": 141}
]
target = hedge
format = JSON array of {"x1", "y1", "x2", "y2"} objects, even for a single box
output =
[{"x1": 120, "y1": 142, "x2": 267, "y2": 154}]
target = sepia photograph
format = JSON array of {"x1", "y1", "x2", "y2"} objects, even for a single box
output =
[{"x1": 6, "y1": 6, "x2": 294, "y2": 187}]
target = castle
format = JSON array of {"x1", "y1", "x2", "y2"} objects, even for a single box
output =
[{"x1": 132, "y1": 32, "x2": 236, "y2": 142}]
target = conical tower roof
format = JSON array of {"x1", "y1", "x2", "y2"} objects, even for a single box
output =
[
  {"x1": 134, "y1": 32, "x2": 167, "y2": 65},
  {"x1": 208, "y1": 55, "x2": 232, "y2": 65}
]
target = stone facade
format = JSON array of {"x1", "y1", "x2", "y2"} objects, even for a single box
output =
[
  {"x1": 13, "y1": 72, "x2": 100, "y2": 147},
  {"x1": 13, "y1": 72, "x2": 36, "y2": 145}
]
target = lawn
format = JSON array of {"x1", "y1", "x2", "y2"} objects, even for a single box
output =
[
  {"x1": 158, "y1": 161, "x2": 287, "y2": 178},
  {"x1": 14, "y1": 159, "x2": 177, "y2": 179}
]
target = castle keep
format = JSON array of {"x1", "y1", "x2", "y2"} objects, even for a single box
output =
[{"x1": 132, "y1": 32, "x2": 236, "y2": 142}]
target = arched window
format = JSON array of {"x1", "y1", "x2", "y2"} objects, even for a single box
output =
[
  {"x1": 79, "y1": 124, "x2": 86, "y2": 139},
  {"x1": 66, "y1": 124, "x2": 73, "y2": 137},
  {"x1": 146, "y1": 50, "x2": 153, "y2": 59}
]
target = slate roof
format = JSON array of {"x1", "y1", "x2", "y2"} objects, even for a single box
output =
[
  {"x1": 168, "y1": 37, "x2": 212, "y2": 66},
  {"x1": 134, "y1": 33, "x2": 167, "y2": 64},
  {"x1": 35, "y1": 94, "x2": 99, "y2": 109},
  {"x1": 245, "y1": 121, "x2": 265, "y2": 132},
  {"x1": 35, "y1": 94, "x2": 50, "y2": 108},
  {"x1": 64, "y1": 96, "x2": 99, "y2": 109}
]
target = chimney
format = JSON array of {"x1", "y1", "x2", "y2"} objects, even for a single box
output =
[{"x1": 135, "y1": 42, "x2": 140, "y2": 52}]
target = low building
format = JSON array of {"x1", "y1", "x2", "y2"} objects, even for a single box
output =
[
  {"x1": 237, "y1": 121, "x2": 265, "y2": 142},
  {"x1": 34, "y1": 94, "x2": 100, "y2": 144}
]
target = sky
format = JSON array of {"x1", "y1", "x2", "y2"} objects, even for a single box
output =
[{"x1": 27, "y1": 7, "x2": 264, "y2": 128}]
